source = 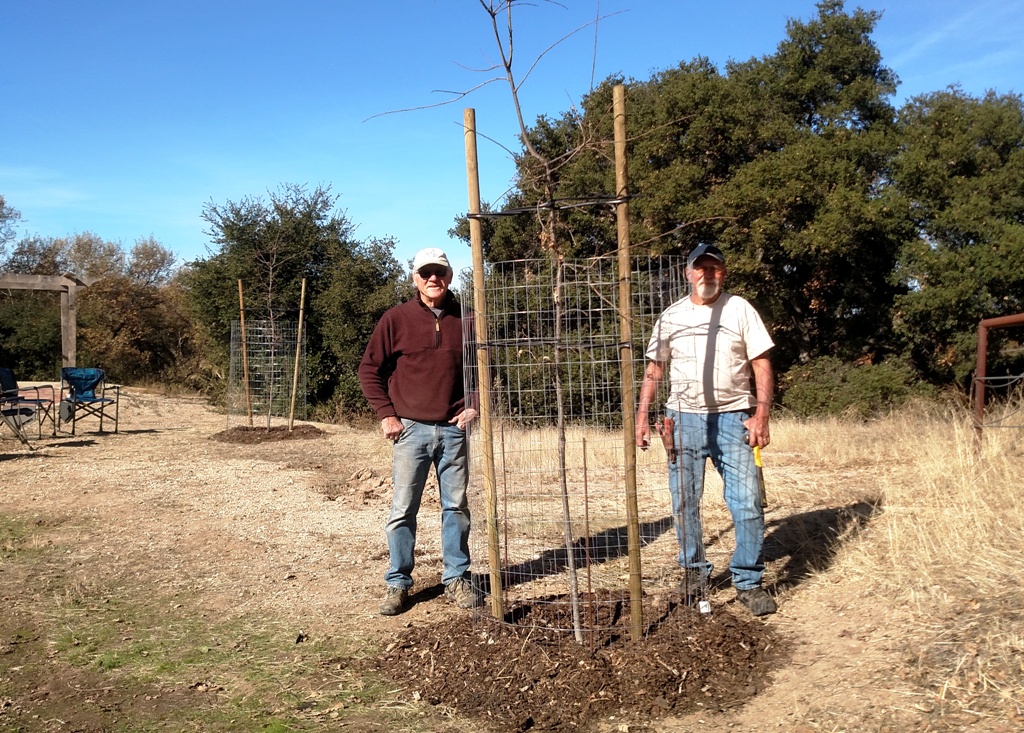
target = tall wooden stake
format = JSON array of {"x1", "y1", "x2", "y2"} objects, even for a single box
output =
[
  {"x1": 288, "y1": 278, "x2": 307, "y2": 430},
  {"x1": 238, "y1": 279, "x2": 253, "y2": 427},
  {"x1": 465, "y1": 108, "x2": 503, "y2": 617},
  {"x1": 614, "y1": 84, "x2": 644, "y2": 640}
]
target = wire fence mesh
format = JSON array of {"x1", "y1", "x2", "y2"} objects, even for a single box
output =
[
  {"x1": 460, "y1": 255, "x2": 752, "y2": 645},
  {"x1": 976, "y1": 374, "x2": 1024, "y2": 430},
  {"x1": 227, "y1": 319, "x2": 306, "y2": 429}
]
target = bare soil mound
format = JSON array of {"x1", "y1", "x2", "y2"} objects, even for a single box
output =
[
  {"x1": 209, "y1": 423, "x2": 327, "y2": 443},
  {"x1": 358, "y1": 593, "x2": 787, "y2": 731}
]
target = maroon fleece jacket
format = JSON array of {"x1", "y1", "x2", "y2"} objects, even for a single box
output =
[{"x1": 358, "y1": 293, "x2": 467, "y2": 422}]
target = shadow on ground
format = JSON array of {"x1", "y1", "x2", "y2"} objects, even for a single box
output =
[{"x1": 763, "y1": 499, "x2": 882, "y2": 590}]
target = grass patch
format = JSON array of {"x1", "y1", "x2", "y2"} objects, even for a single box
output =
[
  {"x1": 0, "y1": 512, "x2": 401, "y2": 732},
  {"x1": 0, "y1": 514, "x2": 36, "y2": 558}
]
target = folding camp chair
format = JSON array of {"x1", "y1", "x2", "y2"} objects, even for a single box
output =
[
  {"x1": 59, "y1": 367, "x2": 120, "y2": 435},
  {"x1": 0, "y1": 367, "x2": 58, "y2": 439},
  {"x1": 1, "y1": 390, "x2": 34, "y2": 448}
]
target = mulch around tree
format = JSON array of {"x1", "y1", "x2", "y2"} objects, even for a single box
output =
[
  {"x1": 209, "y1": 424, "x2": 327, "y2": 444},
  {"x1": 355, "y1": 591, "x2": 789, "y2": 732}
]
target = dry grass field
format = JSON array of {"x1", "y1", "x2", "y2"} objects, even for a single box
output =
[{"x1": 1, "y1": 389, "x2": 1021, "y2": 731}]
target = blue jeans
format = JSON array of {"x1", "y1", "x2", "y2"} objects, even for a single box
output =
[
  {"x1": 385, "y1": 418, "x2": 471, "y2": 588},
  {"x1": 667, "y1": 408, "x2": 765, "y2": 590}
]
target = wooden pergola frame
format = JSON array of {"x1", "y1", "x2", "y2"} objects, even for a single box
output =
[{"x1": 0, "y1": 273, "x2": 92, "y2": 368}]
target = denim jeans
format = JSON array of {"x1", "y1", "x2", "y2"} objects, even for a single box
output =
[
  {"x1": 666, "y1": 408, "x2": 765, "y2": 590},
  {"x1": 385, "y1": 418, "x2": 471, "y2": 588}
]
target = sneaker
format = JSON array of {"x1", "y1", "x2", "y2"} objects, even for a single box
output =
[
  {"x1": 379, "y1": 586, "x2": 409, "y2": 616},
  {"x1": 736, "y1": 587, "x2": 777, "y2": 617},
  {"x1": 444, "y1": 577, "x2": 484, "y2": 609}
]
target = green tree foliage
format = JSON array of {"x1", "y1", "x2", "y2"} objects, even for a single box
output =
[
  {"x1": 1, "y1": 236, "x2": 72, "y2": 379},
  {"x1": 891, "y1": 88, "x2": 1024, "y2": 383},
  {"x1": 712, "y1": 1, "x2": 910, "y2": 369},
  {"x1": 780, "y1": 355, "x2": 931, "y2": 417},
  {"x1": 77, "y1": 275, "x2": 195, "y2": 384},
  {"x1": 184, "y1": 184, "x2": 406, "y2": 412},
  {"x1": 0, "y1": 233, "x2": 188, "y2": 382},
  {"x1": 0, "y1": 290, "x2": 63, "y2": 379},
  {"x1": 457, "y1": 0, "x2": 909, "y2": 379}
]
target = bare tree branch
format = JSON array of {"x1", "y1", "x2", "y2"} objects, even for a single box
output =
[{"x1": 363, "y1": 77, "x2": 508, "y2": 121}]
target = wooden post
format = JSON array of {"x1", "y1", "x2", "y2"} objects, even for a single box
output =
[
  {"x1": 58, "y1": 276, "x2": 77, "y2": 367},
  {"x1": 238, "y1": 279, "x2": 253, "y2": 427},
  {"x1": 614, "y1": 84, "x2": 644, "y2": 640},
  {"x1": 0, "y1": 274, "x2": 89, "y2": 369},
  {"x1": 465, "y1": 107, "x2": 503, "y2": 618},
  {"x1": 288, "y1": 278, "x2": 307, "y2": 430}
]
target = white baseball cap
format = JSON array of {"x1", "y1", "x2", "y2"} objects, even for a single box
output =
[{"x1": 412, "y1": 247, "x2": 451, "y2": 275}]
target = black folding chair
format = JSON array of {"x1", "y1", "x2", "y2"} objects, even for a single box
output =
[
  {"x1": 59, "y1": 367, "x2": 120, "y2": 435},
  {"x1": 0, "y1": 367, "x2": 57, "y2": 439},
  {"x1": 1, "y1": 391, "x2": 33, "y2": 448}
]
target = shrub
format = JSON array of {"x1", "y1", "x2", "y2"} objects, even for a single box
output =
[{"x1": 780, "y1": 356, "x2": 932, "y2": 418}]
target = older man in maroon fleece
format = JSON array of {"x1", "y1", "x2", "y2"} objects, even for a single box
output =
[{"x1": 358, "y1": 247, "x2": 481, "y2": 616}]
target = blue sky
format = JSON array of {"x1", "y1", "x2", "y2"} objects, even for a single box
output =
[{"x1": 2, "y1": 1, "x2": 1022, "y2": 278}]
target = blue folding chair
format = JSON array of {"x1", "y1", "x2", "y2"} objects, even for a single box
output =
[
  {"x1": 59, "y1": 367, "x2": 120, "y2": 435},
  {"x1": 0, "y1": 367, "x2": 57, "y2": 440}
]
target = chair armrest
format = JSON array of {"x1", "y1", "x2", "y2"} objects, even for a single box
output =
[{"x1": 18, "y1": 384, "x2": 56, "y2": 402}]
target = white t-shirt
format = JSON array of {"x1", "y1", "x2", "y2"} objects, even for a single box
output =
[{"x1": 645, "y1": 292, "x2": 774, "y2": 413}]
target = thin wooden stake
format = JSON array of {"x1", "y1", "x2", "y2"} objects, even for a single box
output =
[
  {"x1": 583, "y1": 437, "x2": 595, "y2": 634},
  {"x1": 238, "y1": 279, "x2": 253, "y2": 427},
  {"x1": 288, "y1": 278, "x2": 307, "y2": 431}
]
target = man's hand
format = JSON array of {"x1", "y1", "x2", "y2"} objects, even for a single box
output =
[
  {"x1": 451, "y1": 408, "x2": 477, "y2": 431},
  {"x1": 743, "y1": 413, "x2": 770, "y2": 448},
  {"x1": 381, "y1": 415, "x2": 404, "y2": 442},
  {"x1": 635, "y1": 416, "x2": 651, "y2": 450}
]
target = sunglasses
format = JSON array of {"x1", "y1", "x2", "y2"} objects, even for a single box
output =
[{"x1": 417, "y1": 267, "x2": 448, "y2": 279}]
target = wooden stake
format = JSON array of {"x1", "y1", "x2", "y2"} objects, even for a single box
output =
[
  {"x1": 465, "y1": 108, "x2": 504, "y2": 618},
  {"x1": 614, "y1": 84, "x2": 644, "y2": 641},
  {"x1": 238, "y1": 279, "x2": 253, "y2": 427},
  {"x1": 583, "y1": 437, "x2": 595, "y2": 633},
  {"x1": 288, "y1": 278, "x2": 307, "y2": 430}
]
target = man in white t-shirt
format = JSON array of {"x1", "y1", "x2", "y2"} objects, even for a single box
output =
[{"x1": 635, "y1": 243, "x2": 777, "y2": 616}]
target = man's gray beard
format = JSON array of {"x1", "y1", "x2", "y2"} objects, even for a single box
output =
[{"x1": 697, "y1": 281, "x2": 721, "y2": 300}]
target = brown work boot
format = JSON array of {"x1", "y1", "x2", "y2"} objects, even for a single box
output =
[
  {"x1": 736, "y1": 586, "x2": 777, "y2": 617},
  {"x1": 444, "y1": 577, "x2": 484, "y2": 609},
  {"x1": 379, "y1": 586, "x2": 409, "y2": 616}
]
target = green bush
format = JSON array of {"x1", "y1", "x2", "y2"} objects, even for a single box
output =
[{"x1": 780, "y1": 356, "x2": 932, "y2": 418}]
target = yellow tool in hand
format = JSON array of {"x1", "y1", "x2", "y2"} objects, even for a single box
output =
[{"x1": 753, "y1": 445, "x2": 767, "y2": 508}]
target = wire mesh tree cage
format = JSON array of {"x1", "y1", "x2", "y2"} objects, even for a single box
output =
[
  {"x1": 227, "y1": 319, "x2": 307, "y2": 429},
  {"x1": 462, "y1": 255, "x2": 729, "y2": 646}
]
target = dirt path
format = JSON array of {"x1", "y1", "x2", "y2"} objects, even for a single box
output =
[{"x1": 1, "y1": 390, "x2": 976, "y2": 731}]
